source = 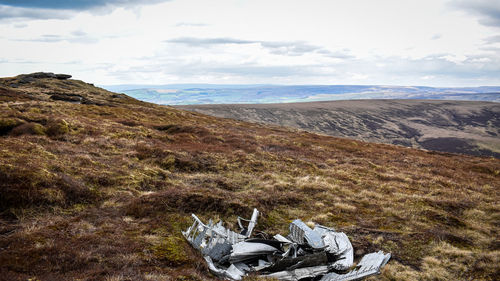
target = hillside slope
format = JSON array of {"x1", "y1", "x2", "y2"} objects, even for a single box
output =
[
  {"x1": 178, "y1": 100, "x2": 500, "y2": 158},
  {"x1": 0, "y1": 73, "x2": 499, "y2": 281}
]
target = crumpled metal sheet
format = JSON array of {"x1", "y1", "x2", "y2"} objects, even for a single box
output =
[
  {"x1": 314, "y1": 225, "x2": 353, "y2": 271},
  {"x1": 264, "y1": 265, "x2": 331, "y2": 281},
  {"x1": 230, "y1": 241, "x2": 281, "y2": 263},
  {"x1": 289, "y1": 219, "x2": 325, "y2": 249},
  {"x1": 182, "y1": 214, "x2": 244, "y2": 262},
  {"x1": 204, "y1": 256, "x2": 246, "y2": 280},
  {"x1": 181, "y1": 209, "x2": 390, "y2": 281},
  {"x1": 320, "y1": 251, "x2": 391, "y2": 281}
]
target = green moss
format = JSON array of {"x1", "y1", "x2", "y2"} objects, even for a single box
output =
[
  {"x1": 151, "y1": 236, "x2": 190, "y2": 266},
  {"x1": 46, "y1": 119, "x2": 69, "y2": 136},
  {"x1": 0, "y1": 118, "x2": 23, "y2": 135},
  {"x1": 261, "y1": 209, "x2": 290, "y2": 233},
  {"x1": 175, "y1": 275, "x2": 201, "y2": 281},
  {"x1": 32, "y1": 123, "x2": 46, "y2": 135}
]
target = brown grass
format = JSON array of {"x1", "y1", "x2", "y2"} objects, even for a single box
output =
[{"x1": 0, "y1": 74, "x2": 498, "y2": 280}]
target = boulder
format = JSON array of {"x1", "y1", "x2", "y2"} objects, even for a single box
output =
[
  {"x1": 55, "y1": 74, "x2": 72, "y2": 80},
  {"x1": 18, "y1": 72, "x2": 72, "y2": 81},
  {"x1": 50, "y1": 93, "x2": 83, "y2": 103},
  {"x1": 29, "y1": 72, "x2": 57, "y2": 79}
]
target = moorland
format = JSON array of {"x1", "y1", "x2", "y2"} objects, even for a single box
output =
[{"x1": 0, "y1": 73, "x2": 498, "y2": 280}]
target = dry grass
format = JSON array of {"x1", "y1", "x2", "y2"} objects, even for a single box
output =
[{"x1": 0, "y1": 74, "x2": 498, "y2": 280}]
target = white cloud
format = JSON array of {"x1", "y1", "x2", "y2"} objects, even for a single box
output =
[
  {"x1": 0, "y1": 5, "x2": 73, "y2": 21},
  {"x1": 450, "y1": 0, "x2": 500, "y2": 27},
  {"x1": 0, "y1": 1, "x2": 171, "y2": 20},
  {"x1": 0, "y1": 0, "x2": 499, "y2": 86},
  {"x1": 431, "y1": 34, "x2": 442, "y2": 40}
]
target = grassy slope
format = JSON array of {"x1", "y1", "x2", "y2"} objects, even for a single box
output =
[{"x1": 0, "y1": 75, "x2": 499, "y2": 281}]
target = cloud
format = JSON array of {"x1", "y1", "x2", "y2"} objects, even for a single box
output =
[
  {"x1": 0, "y1": 0, "x2": 170, "y2": 20},
  {"x1": 193, "y1": 64, "x2": 324, "y2": 77},
  {"x1": 78, "y1": 47, "x2": 500, "y2": 86},
  {"x1": 26, "y1": 34, "x2": 63, "y2": 43},
  {"x1": 484, "y1": 34, "x2": 500, "y2": 44},
  {"x1": 112, "y1": 47, "x2": 500, "y2": 82},
  {"x1": 165, "y1": 37, "x2": 354, "y2": 58},
  {"x1": 0, "y1": 0, "x2": 167, "y2": 10},
  {"x1": 316, "y1": 49, "x2": 354, "y2": 59},
  {"x1": 13, "y1": 23, "x2": 28, "y2": 28},
  {"x1": 0, "y1": 5, "x2": 72, "y2": 20},
  {"x1": 174, "y1": 22, "x2": 208, "y2": 27},
  {"x1": 108, "y1": 61, "x2": 334, "y2": 83},
  {"x1": 431, "y1": 34, "x2": 442, "y2": 40},
  {"x1": 260, "y1": 41, "x2": 322, "y2": 56},
  {"x1": 166, "y1": 37, "x2": 255, "y2": 46},
  {"x1": 450, "y1": 0, "x2": 500, "y2": 27},
  {"x1": 14, "y1": 30, "x2": 106, "y2": 44},
  {"x1": 379, "y1": 53, "x2": 500, "y2": 80}
]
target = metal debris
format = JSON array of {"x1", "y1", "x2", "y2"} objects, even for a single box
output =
[
  {"x1": 320, "y1": 251, "x2": 391, "y2": 281},
  {"x1": 182, "y1": 209, "x2": 391, "y2": 280}
]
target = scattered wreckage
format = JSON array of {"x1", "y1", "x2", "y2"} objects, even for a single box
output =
[{"x1": 182, "y1": 209, "x2": 391, "y2": 280}]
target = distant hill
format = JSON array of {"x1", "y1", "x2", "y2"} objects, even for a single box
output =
[
  {"x1": 1, "y1": 73, "x2": 499, "y2": 280},
  {"x1": 102, "y1": 84, "x2": 500, "y2": 105},
  {"x1": 178, "y1": 100, "x2": 500, "y2": 158}
]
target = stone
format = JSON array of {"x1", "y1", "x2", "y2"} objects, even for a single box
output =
[
  {"x1": 18, "y1": 72, "x2": 72, "y2": 81},
  {"x1": 55, "y1": 74, "x2": 72, "y2": 80}
]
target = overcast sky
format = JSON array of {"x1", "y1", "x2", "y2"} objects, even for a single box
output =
[{"x1": 0, "y1": 0, "x2": 499, "y2": 86}]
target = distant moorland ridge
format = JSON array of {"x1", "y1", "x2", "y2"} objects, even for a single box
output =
[
  {"x1": 104, "y1": 84, "x2": 500, "y2": 105},
  {"x1": 178, "y1": 100, "x2": 500, "y2": 158}
]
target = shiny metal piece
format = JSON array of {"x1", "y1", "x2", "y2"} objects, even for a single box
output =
[
  {"x1": 237, "y1": 208, "x2": 259, "y2": 237},
  {"x1": 288, "y1": 219, "x2": 325, "y2": 249},
  {"x1": 230, "y1": 241, "x2": 280, "y2": 263},
  {"x1": 182, "y1": 214, "x2": 245, "y2": 262},
  {"x1": 319, "y1": 251, "x2": 391, "y2": 281},
  {"x1": 314, "y1": 225, "x2": 353, "y2": 270},
  {"x1": 264, "y1": 265, "x2": 330, "y2": 281},
  {"x1": 204, "y1": 256, "x2": 246, "y2": 280},
  {"x1": 274, "y1": 234, "x2": 293, "y2": 244}
]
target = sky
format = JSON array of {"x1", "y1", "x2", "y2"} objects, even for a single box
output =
[{"x1": 0, "y1": 0, "x2": 499, "y2": 86}]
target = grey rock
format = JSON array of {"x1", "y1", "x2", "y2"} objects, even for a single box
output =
[
  {"x1": 50, "y1": 93, "x2": 83, "y2": 103},
  {"x1": 29, "y1": 72, "x2": 57, "y2": 79},
  {"x1": 18, "y1": 72, "x2": 72, "y2": 81},
  {"x1": 55, "y1": 74, "x2": 72, "y2": 80}
]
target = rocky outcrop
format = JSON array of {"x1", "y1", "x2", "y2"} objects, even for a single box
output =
[
  {"x1": 22, "y1": 72, "x2": 72, "y2": 80},
  {"x1": 4, "y1": 72, "x2": 72, "y2": 88},
  {"x1": 10, "y1": 72, "x2": 72, "y2": 86}
]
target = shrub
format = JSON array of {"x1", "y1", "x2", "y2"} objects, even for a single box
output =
[
  {"x1": 125, "y1": 187, "x2": 251, "y2": 217},
  {"x1": 0, "y1": 164, "x2": 50, "y2": 211},
  {"x1": 10, "y1": 122, "x2": 46, "y2": 136},
  {"x1": 46, "y1": 119, "x2": 69, "y2": 137},
  {"x1": 154, "y1": 124, "x2": 210, "y2": 136},
  {"x1": 0, "y1": 164, "x2": 97, "y2": 213},
  {"x1": 156, "y1": 154, "x2": 176, "y2": 170},
  {"x1": 56, "y1": 173, "x2": 97, "y2": 204},
  {"x1": 0, "y1": 118, "x2": 23, "y2": 135}
]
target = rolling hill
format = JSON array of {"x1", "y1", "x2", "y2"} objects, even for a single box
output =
[
  {"x1": 178, "y1": 100, "x2": 500, "y2": 158},
  {"x1": 0, "y1": 73, "x2": 499, "y2": 281}
]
